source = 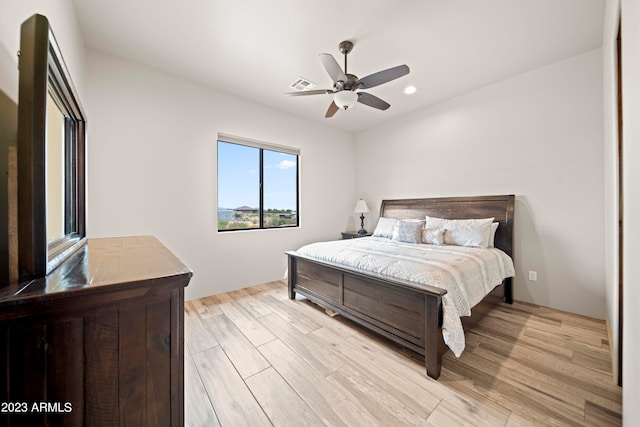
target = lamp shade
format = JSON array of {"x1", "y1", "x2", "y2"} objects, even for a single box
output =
[
  {"x1": 334, "y1": 90, "x2": 358, "y2": 109},
  {"x1": 353, "y1": 199, "x2": 370, "y2": 213}
]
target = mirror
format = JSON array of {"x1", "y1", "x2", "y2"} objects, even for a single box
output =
[
  {"x1": 18, "y1": 14, "x2": 87, "y2": 278},
  {"x1": 46, "y1": 92, "x2": 66, "y2": 244}
]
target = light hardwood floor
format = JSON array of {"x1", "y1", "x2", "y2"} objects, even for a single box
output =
[{"x1": 184, "y1": 281, "x2": 622, "y2": 426}]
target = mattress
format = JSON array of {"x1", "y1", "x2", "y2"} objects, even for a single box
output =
[{"x1": 294, "y1": 236, "x2": 515, "y2": 356}]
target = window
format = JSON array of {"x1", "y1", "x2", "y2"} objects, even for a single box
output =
[{"x1": 217, "y1": 134, "x2": 299, "y2": 231}]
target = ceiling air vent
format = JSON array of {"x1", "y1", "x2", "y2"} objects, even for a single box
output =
[{"x1": 290, "y1": 77, "x2": 316, "y2": 91}]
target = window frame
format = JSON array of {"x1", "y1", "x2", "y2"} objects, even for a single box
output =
[{"x1": 217, "y1": 133, "x2": 299, "y2": 232}]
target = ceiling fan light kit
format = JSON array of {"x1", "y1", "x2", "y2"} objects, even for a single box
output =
[
  {"x1": 285, "y1": 40, "x2": 410, "y2": 118},
  {"x1": 334, "y1": 90, "x2": 358, "y2": 109}
]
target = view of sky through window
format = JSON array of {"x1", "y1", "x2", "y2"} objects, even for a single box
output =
[
  {"x1": 263, "y1": 149, "x2": 297, "y2": 211},
  {"x1": 217, "y1": 142, "x2": 297, "y2": 211},
  {"x1": 217, "y1": 142, "x2": 259, "y2": 210}
]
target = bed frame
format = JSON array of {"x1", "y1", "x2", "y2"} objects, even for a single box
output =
[{"x1": 286, "y1": 194, "x2": 515, "y2": 379}]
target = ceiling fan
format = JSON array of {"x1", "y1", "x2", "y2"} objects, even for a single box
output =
[{"x1": 285, "y1": 40, "x2": 410, "y2": 118}]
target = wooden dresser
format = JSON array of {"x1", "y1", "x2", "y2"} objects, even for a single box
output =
[{"x1": 0, "y1": 236, "x2": 192, "y2": 426}]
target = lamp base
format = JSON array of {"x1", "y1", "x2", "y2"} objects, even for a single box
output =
[{"x1": 358, "y1": 213, "x2": 367, "y2": 235}]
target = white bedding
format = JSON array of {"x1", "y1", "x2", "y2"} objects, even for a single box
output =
[{"x1": 294, "y1": 236, "x2": 515, "y2": 357}]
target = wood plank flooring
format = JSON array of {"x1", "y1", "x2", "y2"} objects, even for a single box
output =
[{"x1": 184, "y1": 281, "x2": 622, "y2": 426}]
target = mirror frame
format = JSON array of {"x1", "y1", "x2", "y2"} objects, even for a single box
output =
[{"x1": 18, "y1": 14, "x2": 87, "y2": 278}]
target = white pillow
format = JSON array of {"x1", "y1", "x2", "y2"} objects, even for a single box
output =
[
  {"x1": 373, "y1": 217, "x2": 398, "y2": 239},
  {"x1": 443, "y1": 217, "x2": 495, "y2": 248},
  {"x1": 425, "y1": 215, "x2": 447, "y2": 229},
  {"x1": 392, "y1": 220, "x2": 425, "y2": 244},
  {"x1": 488, "y1": 222, "x2": 499, "y2": 247},
  {"x1": 422, "y1": 228, "x2": 445, "y2": 245}
]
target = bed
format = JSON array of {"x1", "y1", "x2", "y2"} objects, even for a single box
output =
[{"x1": 286, "y1": 194, "x2": 515, "y2": 379}]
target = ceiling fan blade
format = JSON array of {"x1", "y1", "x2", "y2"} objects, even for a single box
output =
[
  {"x1": 358, "y1": 65, "x2": 410, "y2": 89},
  {"x1": 319, "y1": 53, "x2": 347, "y2": 84},
  {"x1": 357, "y1": 92, "x2": 390, "y2": 110},
  {"x1": 325, "y1": 100, "x2": 339, "y2": 118},
  {"x1": 284, "y1": 89, "x2": 333, "y2": 96}
]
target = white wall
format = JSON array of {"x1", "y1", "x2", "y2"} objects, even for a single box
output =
[
  {"x1": 602, "y1": 0, "x2": 620, "y2": 384},
  {"x1": 84, "y1": 50, "x2": 356, "y2": 301},
  {"x1": 355, "y1": 49, "x2": 605, "y2": 318},
  {"x1": 622, "y1": 0, "x2": 640, "y2": 423},
  {"x1": 0, "y1": 0, "x2": 85, "y2": 101}
]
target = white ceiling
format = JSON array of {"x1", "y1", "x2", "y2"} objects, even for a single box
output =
[{"x1": 71, "y1": 0, "x2": 605, "y2": 133}]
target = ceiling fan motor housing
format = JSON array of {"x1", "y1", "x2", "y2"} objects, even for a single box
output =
[{"x1": 334, "y1": 74, "x2": 359, "y2": 91}]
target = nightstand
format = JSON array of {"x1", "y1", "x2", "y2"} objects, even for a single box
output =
[{"x1": 341, "y1": 231, "x2": 372, "y2": 239}]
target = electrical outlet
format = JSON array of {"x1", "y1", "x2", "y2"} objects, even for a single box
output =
[{"x1": 528, "y1": 270, "x2": 538, "y2": 282}]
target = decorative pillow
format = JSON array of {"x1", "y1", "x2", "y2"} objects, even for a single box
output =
[
  {"x1": 392, "y1": 220, "x2": 425, "y2": 244},
  {"x1": 422, "y1": 228, "x2": 445, "y2": 245},
  {"x1": 488, "y1": 222, "x2": 499, "y2": 247},
  {"x1": 372, "y1": 217, "x2": 398, "y2": 239},
  {"x1": 443, "y1": 217, "x2": 495, "y2": 248}
]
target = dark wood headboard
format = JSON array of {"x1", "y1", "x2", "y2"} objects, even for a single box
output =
[{"x1": 379, "y1": 195, "x2": 515, "y2": 259}]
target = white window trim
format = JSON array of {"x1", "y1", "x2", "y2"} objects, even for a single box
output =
[{"x1": 218, "y1": 133, "x2": 300, "y2": 156}]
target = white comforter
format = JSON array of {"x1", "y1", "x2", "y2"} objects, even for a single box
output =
[{"x1": 295, "y1": 236, "x2": 515, "y2": 357}]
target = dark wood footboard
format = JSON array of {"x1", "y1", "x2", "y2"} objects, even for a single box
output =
[{"x1": 287, "y1": 252, "x2": 447, "y2": 379}]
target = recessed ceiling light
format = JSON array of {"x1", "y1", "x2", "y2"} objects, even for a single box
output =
[{"x1": 404, "y1": 85, "x2": 417, "y2": 95}]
